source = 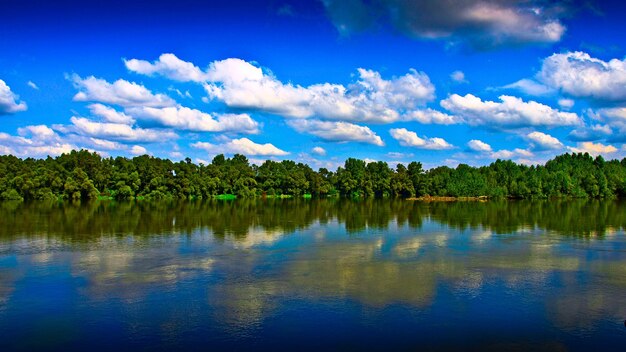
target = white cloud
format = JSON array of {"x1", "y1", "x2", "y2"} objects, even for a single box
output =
[
  {"x1": 557, "y1": 98, "x2": 574, "y2": 109},
  {"x1": 27, "y1": 81, "x2": 39, "y2": 90},
  {"x1": 502, "y1": 79, "x2": 554, "y2": 96},
  {"x1": 489, "y1": 149, "x2": 515, "y2": 159},
  {"x1": 287, "y1": 119, "x2": 384, "y2": 146},
  {"x1": 202, "y1": 59, "x2": 435, "y2": 123},
  {"x1": 0, "y1": 79, "x2": 27, "y2": 115},
  {"x1": 450, "y1": 70, "x2": 467, "y2": 83},
  {"x1": 130, "y1": 145, "x2": 148, "y2": 155},
  {"x1": 440, "y1": 94, "x2": 580, "y2": 128},
  {"x1": 170, "y1": 151, "x2": 184, "y2": 159},
  {"x1": 295, "y1": 152, "x2": 343, "y2": 171},
  {"x1": 125, "y1": 53, "x2": 210, "y2": 82},
  {"x1": 312, "y1": 146, "x2": 326, "y2": 156},
  {"x1": 568, "y1": 142, "x2": 618, "y2": 156},
  {"x1": 389, "y1": 128, "x2": 453, "y2": 150},
  {"x1": 87, "y1": 137, "x2": 124, "y2": 151},
  {"x1": 0, "y1": 127, "x2": 76, "y2": 157},
  {"x1": 491, "y1": 148, "x2": 533, "y2": 159},
  {"x1": 71, "y1": 74, "x2": 176, "y2": 108},
  {"x1": 539, "y1": 51, "x2": 626, "y2": 102},
  {"x1": 1, "y1": 123, "x2": 160, "y2": 159},
  {"x1": 568, "y1": 124, "x2": 612, "y2": 142},
  {"x1": 526, "y1": 131, "x2": 564, "y2": 150},
  {"x1": 191, "y1": 138, "x2": 289, "y2": 156},
  {"x1": 403, "y1": 108, "x2": 460, "y2": 125},
  {"x1": 69, "y1": 116, "x2": 177, "y2": 142},
  {"x1": 589, "y1": 108, "x2": 626, "y2": 142},
  {"x1": 15, "y1": 144, "x2": 75, "y2": 157},
  {"x1": 168, "y1": 86, "x2": 193, "y2": 99},
  {"x1": 595, "y1": 107, "x2": 626, "y2": 127},
  {"x1": 467, "y1": 139, "x2": 492, "y2": 152},
  {"x1": 126, "y1": 55, "x2": 460, "y2": 125},
  {"x1": 127, "y1": 106, "x2": 259, "y2": 134},
  {"x1": 460, "y1": 139, "x2": 533, "y2": 161},
  {"x1": 88, "y1": 103, "x2": 135, "y2": 124},
  {"x1": 17, "y1": 125, "x2": 56, "y2": 139},
  {"x1": 205, "y1": 58, "x2": 265, "y2": 83},
  {"x1": 20, "y1": 131, "x2": 124, "y2": 155}
]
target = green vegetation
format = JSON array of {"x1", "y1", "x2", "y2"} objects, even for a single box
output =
[{"x1": 0, "y1": 150, "x2": 625, "y2": 201}]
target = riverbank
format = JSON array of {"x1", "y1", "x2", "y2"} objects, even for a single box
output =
[{"x1": 407, "y1": 195, "x2": 489, "y2": 202}]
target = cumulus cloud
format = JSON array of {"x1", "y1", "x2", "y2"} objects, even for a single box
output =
[
  {"x1": 191, "y1": 138, "x2": 289, "y2": 156},
  {"x1": 322, "y1": 0, "x2": 567, "y2": 48},
  {"x1": 287, "y1": 119, "x2": 385, "y2": 146},
  {"x1": 87, "y1": 137, "x2": 125, "y2": 151},
  {"x1": 0, "y1": 124, "x2": 144, "y2": 158},
  {"x1": 557, "y1": 98, "x2": 574, "y2": 109},
  {"x1": 71, "y1": 74, "x2": 176, "y2": 108},
  {"x1": 0, "y1": 79, "x2": 27, "y2": 115},
  {"x1": 490, "y1": 148, "x2": 534, "y2": 159},
  {"x1": 587, "y1": 108, "x2": 626, "y2": 142},
  {"x1": 130, "y1": 145, "x2": 148, "y2": 155},
  {"x1": 526, "y1": 131, "x2": 564, "y2": 150},
  {"x1": 125, "y1": 54, "x2": 461, "y2": 125},
  {"x1": 204, "y1": 59, "x2": 435, "y2": 123},
  {"x1": 389, "y1": 128, "x2": 453, "y2": 150},
  {"x1": 17, "y1": 125, "x2": 56, "y2": 139},
  {"x1": 404, "y1": 108, "x2": 460, "y2": 125},
  {"x1": 88, "y1": 104, "x2": 135, "y2": 124},
  {"x1": 125, "y1": 53, "x2": 210, "y2": 82},
  {"x1": 127, "y1": 106, "x2": 259, "y2": 134},
  {"x1": 6, "y1": 144, "x2": 75, "y2": 158},
  {"x1": 0, "y1": 126, "x2": 75, "y2": 157},
  {"x1": 463, "y1": 138, "x2": 533, "y2": 161},
  {"x1": 440, "y1": 94, "x2": 580, "y2": 128},
  {"x1": 68, "y1": 117, "x2": 177, "y2": 142},
  {"x1": 594, "y1": 107, "x2": 626, "y2": 127},
  {"x1": 538, "y1": 51, "x2": 626, "y2": 102},
  {"x1": 467, "y1": 139, "x2": 492, "y2": 152},
  {"x1": 567, "y1": 124, "x2": 611, "y2": 142},
  {"x1": 568, "y1": 141, "x2": 618, "y2": 156},
  {"x1": 312, "y1": 146, "x2": 326, "y2": 156}
]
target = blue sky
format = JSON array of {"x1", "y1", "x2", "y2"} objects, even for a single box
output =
[{"x1": 1, "y1": 0, "x2": 626, "y2": 169}]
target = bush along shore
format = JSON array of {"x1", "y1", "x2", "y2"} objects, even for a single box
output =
[{"x1": 1, "y1": 150, "x2": 625, "y2": 201}]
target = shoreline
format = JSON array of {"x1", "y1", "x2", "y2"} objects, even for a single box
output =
[{"x1": 407, "y1": 196, "x2": 490, "y2": 202}]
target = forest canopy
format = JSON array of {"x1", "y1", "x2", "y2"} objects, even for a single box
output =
[{"x1": 0, "y1": 150, "x2": 625, "y2": 201}]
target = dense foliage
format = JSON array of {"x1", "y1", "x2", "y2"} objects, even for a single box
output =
[{"x1": 0, "y1": 150, "x2": 625, "y2": 201}]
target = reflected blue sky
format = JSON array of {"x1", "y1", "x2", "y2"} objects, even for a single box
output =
[{"x1": 1, "y1": 200, "x2": 625, "y2": 350}]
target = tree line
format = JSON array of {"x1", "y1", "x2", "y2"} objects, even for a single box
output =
[{"x1": 0, "y1": 150, "x2": 625, "y2": 201}]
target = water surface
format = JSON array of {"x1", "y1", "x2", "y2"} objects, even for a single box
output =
[{"x1": 1, "y1": 199, "x2": 625, "y2": 351}]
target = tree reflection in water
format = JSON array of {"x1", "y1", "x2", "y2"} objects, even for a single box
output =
[{"x1": 0, "y1": 199, "x2": 625, "y2": 350}]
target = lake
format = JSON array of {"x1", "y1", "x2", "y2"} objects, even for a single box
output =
[{"x1": 1, "y1": 199, "x2": 625, "y2": 351}]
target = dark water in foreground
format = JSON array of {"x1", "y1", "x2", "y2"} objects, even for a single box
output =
[{"x1": 1, "y1": 199, "x2": 625, "y2": 351}]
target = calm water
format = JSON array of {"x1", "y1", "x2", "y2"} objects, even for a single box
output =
[{"x1": 1, "y1": 199, "x2": 625, "y2": 351}]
